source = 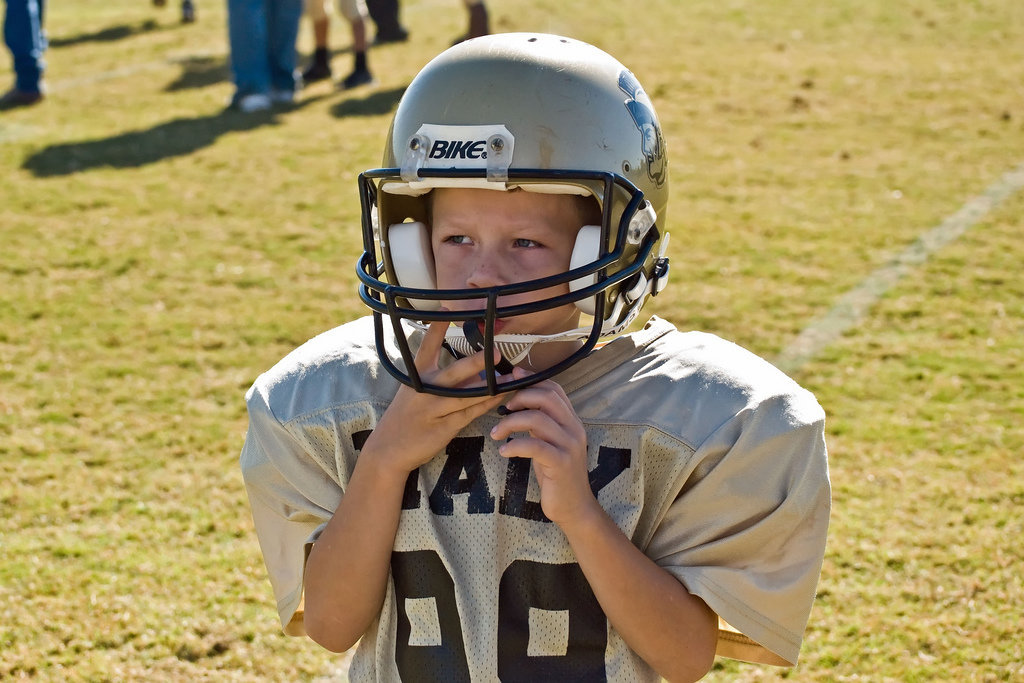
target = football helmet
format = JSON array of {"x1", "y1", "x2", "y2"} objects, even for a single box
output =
[{"x1": 357, "y1": 33, "x2": 671, "y2": 396}]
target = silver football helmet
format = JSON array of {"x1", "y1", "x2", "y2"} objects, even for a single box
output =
[{"x1": 357, "y1": 33, "x2": 671, "y2": 396}]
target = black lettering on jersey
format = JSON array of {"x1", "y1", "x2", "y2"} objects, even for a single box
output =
[
  {"x1": 352, "y1": 429, "x2": 372, "y2": 451},
  {"x1": 402, "y1": 470, "x2": 422, "y2": 510},
  {"x1": 429, "y1": 436, "x2": 495, "y2": 516},
  {"x1": 391, "y1": 551, "x2": 610, "y2": 682},
  {"x1": 589, "y1": 446, "x2": 631, "y2": 498},
  {"x1": 499, "y1": 446, "x2": 632, "y2": 523},
  {"x1": 499, "y1": 457, "x2": 548, "y2": 523},
  {"x1": 392, "y1": 550, "x2": 472, "y2": 682},
  {"x1": 497, "y1": 560, "x2": 607, "y2": 681}
]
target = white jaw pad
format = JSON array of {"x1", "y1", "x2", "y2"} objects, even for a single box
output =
[
  {"x1": 386, "y1": 221, "x2": 440, "y2": 310},
  {"x1": 569, "y1": 225, "x2": 602, "y2": 315}
]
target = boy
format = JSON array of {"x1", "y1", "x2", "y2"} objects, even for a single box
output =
[{"x1": 241, "y1": 33, "x2": 830, "y2": 681}]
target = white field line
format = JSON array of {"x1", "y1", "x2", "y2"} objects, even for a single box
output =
[{"x1": 774, "y1": 162, "x2": 1024, "y2": 374}]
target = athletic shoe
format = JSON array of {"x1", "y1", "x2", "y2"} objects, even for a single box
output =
[
  {"x1": 302, "y1": 61, "x2": 332, "y2": 83},
  {"x1": 0, "y1": 87, "x2": 44, "y2": 110},
  {"x1": 340, "y1": 68, "x2": 375, "y2": 90},
  {"x1": 269, "y1": 88, "x2": 296, "y2": 105},
  {"x1": 233, "y1": 93, "x2": 272, "y2": 113}
]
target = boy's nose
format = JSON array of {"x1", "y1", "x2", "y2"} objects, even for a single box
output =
[{"x1": 465, "y1": 254, "x2": 509, "y2": 289}]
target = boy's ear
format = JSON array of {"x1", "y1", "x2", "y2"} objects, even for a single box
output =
[
  {"x1": 387, "y1": 221, "x2": 440, "y2": 310},
  {"x1": 569, "y1": 225, "x2": 602, "y2": 315}
]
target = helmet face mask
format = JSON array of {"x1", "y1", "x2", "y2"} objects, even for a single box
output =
[{"x1": 356, "y1": 34, "x2": 671, "y2": 396}]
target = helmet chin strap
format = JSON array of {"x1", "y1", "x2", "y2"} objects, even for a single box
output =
[
  {"x1": 460, "y1": 320, "x2": 517, "y2": 374},
  {"x1": 404, "y1": 295, "x2": 640, "y2": 371}
]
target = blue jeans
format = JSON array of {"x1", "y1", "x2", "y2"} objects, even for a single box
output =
[
  {"x1": 226, "y1": 0, "x2": 303, "y2": 98},
  {"x1": 3, "y1": 0, "x2": 46, "y2": 93}
]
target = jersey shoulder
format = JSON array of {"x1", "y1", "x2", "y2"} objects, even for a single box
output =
[
  {"x1": 576, "y1": 321, "x2": 825, "y2": 448},
  {"x1": 245, "y1": 315, "x2": 399, "y2": 424}
]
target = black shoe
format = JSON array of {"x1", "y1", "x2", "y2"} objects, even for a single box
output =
[
  {"x1": 181, "y1": 0, "x2": 195, "y2": 22},
  {"x1": 0, "y1": 87, "x2": 44, "y2": 110},
  {"x1": 340, "y1": 68, "x2": 375, "y2": 90},
  {"x1": 302, "y1": 61, "x2": 333, "y2": 83},
  {"x1": 373, "y1": 27, "x2": 408, "y2": 45}
]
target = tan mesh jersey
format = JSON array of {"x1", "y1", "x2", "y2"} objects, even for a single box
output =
[{"x1": 240, "y1": 316, "x2": 831, "y2": 680}]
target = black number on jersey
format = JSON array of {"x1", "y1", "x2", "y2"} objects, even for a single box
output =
[
  {"x1": 391, "y1": 550, "x2": 472, "y2": 681},
  {"x1": 392, "y1": 551, "x2": 607, "y2": 681}
]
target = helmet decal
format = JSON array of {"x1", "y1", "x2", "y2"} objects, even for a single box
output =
[
  {"x1": 618, "y1": 70, "x2": 667, "y2": 188},
  {"x1": 401, "y1": 124, "x2": 515, "y2": 182}
]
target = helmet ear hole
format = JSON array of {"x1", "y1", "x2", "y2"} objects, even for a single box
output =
[
  {"x1": 387, "y1": 221, "x2": 440, "y2": 310},
  {"x1": 569, "y1": 225, "x2": 602, "y2": 315}
]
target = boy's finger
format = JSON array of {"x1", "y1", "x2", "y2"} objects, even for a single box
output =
[
  {"x1": 491, "y1": 409, "x2": 564, "y2": 444},
  {"x1": 414, "y1": 321, "x2": 448, "y2": 372},
  {"x1": 504, "y1": 385, "x2": 572, "y2": 425},
  {"x1": 435, "y1": 347, "x2": 503, "y2": 386},
  {"x1": 496, "y1": 436, "x2": 561, "y2": 466}
]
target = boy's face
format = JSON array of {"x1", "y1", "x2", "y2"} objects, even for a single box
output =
[{"x1": 430, "y1": 187, "x2": 584, "y2": 338}]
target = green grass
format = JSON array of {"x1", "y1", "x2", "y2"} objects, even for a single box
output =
[{"x1": 2, "y1": 0, "x2": 1023, "y2": 679}]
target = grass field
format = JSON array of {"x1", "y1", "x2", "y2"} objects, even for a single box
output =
[{"x1": 2, "y1": 0, "x2": 1023, "y2": 679}]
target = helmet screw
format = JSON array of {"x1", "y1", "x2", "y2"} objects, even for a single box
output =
[
  {"x1": 622, "y1": 161, "x2": 631, "y2": 173},
  {"x1": 409, "y1": 137, "x2": 421, "y2": 151},
  {"x1": 490, "y1": 137, "x2": 505, "y2": 153}
]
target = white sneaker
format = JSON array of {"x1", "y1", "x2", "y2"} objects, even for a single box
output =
[
  {"x1": 236, "y1": 93, "x2": 272, "y2": 113},
  {"x1": 269, "y1": 88, "x2": 295, "y2": 104}
]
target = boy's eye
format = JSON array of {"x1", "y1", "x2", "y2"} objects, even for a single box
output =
[
  {"x1": 443, "y1": 235, "x2": 472, "y2": 245},
  {"x1": 513, "y1": 238, "x2": 541, "y2": 248}
]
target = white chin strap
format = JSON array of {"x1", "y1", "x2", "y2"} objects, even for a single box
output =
[{"x1": 403, "y1": 298, "x2": 632, "y2": 366}]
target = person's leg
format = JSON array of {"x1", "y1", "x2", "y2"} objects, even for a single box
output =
[
  {"x1": 302, "y1": 10, "x2": 332, "y2": 82},
  {"x1": 463, "y1": 0, "x2": 488, "y2": 41},
  {"x1": 365, "y1": 0, "x2": 405, "y2": 43},
  {"x1": 267, "y1": 0, "x2": 304, "y2": 95},
  {"x1": 226, "y1": 0, "x2": 271, "y2": 106},
  {"x1": 339, "y1": 0, "x2": 373, "y2": 89},
  {"x1": 302, "y1": 0, "x2": 331, "y2": 81},
  {"x1": 3, "y1": 0, "x2": 45, "y2": 94}
]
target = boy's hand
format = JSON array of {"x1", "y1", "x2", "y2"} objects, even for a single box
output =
[
  {"x1": 490, "y1": 368, "x2": 598, "y2": 526},
  {"x1": 362, "y1": 321, "x2": 505, "y2": 476}
]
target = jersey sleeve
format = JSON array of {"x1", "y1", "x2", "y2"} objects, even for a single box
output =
[
  {"x1": 239, "y1": 379, "x2": 341, "y2": 636},
  {"x1": 646, "y1": 389, "x2": 830, "y2": 666}
]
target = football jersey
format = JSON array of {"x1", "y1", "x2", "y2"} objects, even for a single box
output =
[{"x1": 240, "y1": 315, "x2": 830, "y2": 680}]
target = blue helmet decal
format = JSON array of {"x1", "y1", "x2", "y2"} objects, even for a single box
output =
[{"x1": 618, "y1": 70, "x2": 667, "y2": 188}]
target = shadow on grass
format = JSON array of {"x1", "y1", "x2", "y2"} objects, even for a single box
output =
[
  {"x1": 48, "y1": 19, "x2": 165, "y2": 48},
  {"x1": 329, "y1": 85, "x2": 406, "y2": 118},
  {"x1": 21, "y1": 96, "x2": 328, "y2": 177},
  {"x1": 164, "y1": 55, "x2": 231, "y2": 92}
]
